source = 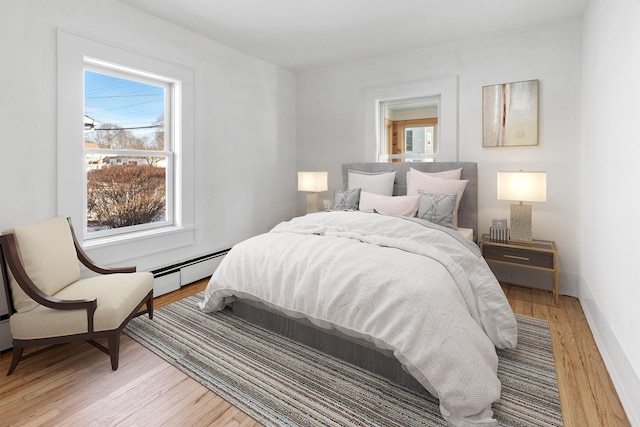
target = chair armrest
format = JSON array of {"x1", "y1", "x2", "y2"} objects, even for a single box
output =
[
  {"x1": 67, "y1": 218, "x2": 136, "y2": 274},
  {"x1": 0, "y1": 234, "x2": 98, "y2": 320}
]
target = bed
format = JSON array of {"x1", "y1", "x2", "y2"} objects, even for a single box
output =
[{"x1": 199, "y1": 162, "x2": 518, "y2": 427}]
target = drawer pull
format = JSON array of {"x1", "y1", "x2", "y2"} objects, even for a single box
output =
[{"x1": 504, "y1": 254, "x2": 530, "y2": 261}]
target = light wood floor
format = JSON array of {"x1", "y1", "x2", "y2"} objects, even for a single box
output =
[{"x1": 0, "y1": 280, "x2": 630, "y2": 426}]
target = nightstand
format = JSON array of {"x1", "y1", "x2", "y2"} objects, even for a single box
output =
[{"x1": 479, "y1": 234, "x2": 559, "y2": 304}]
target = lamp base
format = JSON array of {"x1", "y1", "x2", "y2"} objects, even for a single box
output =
[
  {"x1": 306, "y1": 192, "x2": 319, "y2": 214},
  {"x1": 510, "y1": 203, "x2": 532, "y2": 241}
]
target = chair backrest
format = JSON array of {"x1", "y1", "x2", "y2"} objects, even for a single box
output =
[{"x1": 4, "y1": 216, "x2": 81, "y2": 313}]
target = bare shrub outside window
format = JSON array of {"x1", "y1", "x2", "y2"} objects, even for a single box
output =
[{"x1": 87, "y1": 164, "x2": 166, "y2": 230}]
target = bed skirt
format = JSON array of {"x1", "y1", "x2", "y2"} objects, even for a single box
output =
[{"x1": 230, "y1": 300, "x2": 425, "y2": 392}]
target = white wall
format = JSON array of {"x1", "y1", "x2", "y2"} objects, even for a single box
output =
[
  {"x1": 0, "y1": 0, "x2": 297, "y2": 271},
  {"x1": 2, "y1": 1, "x2": 636, "y2": 422},
  {"x1": 581, "y1": 0, "x2": 640, "y2": 424},
  {"x1": 296, "y1": 21, "x2": 583, "y2": 296}
]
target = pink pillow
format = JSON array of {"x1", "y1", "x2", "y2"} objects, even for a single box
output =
[
  {"x1": 406, "y1": 167, "x2": 462, "y2": 195},
  {"x1": 410, "y1": 167, "x2": 462, "y2": 179},
  {"x1": 408, "y1": 175, "x2": 468, "y2": 228},
  {"x1": 359, "y1": 192, "x2": 420, "y2": 217}
]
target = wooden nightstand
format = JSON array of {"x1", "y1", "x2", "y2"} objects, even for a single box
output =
[{"x1": 479, "y1": 234, "x2": 559, "y2": 304}]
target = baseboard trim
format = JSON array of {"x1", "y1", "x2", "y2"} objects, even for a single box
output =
[
  {"x1": 152, "y1": 249, "x2": 230, "y2": 278},
  {"x1": 151, "y1": 249, "x2": 230, "y2": 297},
  {"x1": 579, "y1": 279, "x2": 639, "y2": 426}
]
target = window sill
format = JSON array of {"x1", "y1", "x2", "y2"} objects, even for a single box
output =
[
  {"x1": 82, "y1": 225, "x2": 196, "y2": 267},
  {"x1": 83, "y1": 225, "x2": 192, "y2": 249}
]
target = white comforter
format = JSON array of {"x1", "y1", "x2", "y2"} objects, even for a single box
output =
[{"x1": 200, "y1": 211, "x2": 518, "y2": 426}]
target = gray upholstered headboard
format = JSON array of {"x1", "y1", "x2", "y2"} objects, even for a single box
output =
[{"x1": 342, "y1": 162, "x2": 478, "y2": 242}]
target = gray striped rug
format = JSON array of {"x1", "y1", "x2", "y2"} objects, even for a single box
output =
[{"x1": 125, "y1": 293, "x2": 563, "y2": 426}]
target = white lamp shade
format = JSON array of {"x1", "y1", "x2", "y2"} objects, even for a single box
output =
[
  {"x1": 497, "y1": 171, "x2": 546, "y2": 202},
  {"x1": 298, "y1": 171, "x2": 328, "y2": 192}
]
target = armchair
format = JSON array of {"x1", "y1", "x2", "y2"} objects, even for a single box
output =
[{"x1": 0, "y1": 216, "x2": 154, "y2": 375}]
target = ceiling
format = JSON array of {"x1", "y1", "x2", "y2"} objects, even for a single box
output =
[{"x1": 118, "y1": 0, "x2": 589, "y2": 71}]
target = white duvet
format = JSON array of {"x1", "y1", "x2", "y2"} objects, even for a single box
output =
[{"x1": 200, "y1": 211, "x2": 518, "y2": 426}]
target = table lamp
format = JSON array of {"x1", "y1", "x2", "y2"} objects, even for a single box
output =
[
  {"x1": 298, "y1": 171, "x2": 328, "y2": 214},
  {"x1": 497, "y1": 171, "x2": 546, "y2": 241}
]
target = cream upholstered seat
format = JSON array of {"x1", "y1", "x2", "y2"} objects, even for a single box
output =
[{"x1": 0, "y1": 216, "x2": 153, "y2": 375}]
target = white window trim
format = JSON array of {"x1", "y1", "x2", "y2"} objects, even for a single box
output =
[
  {"x1": 57, "y1": 28, "x2": 195, "y2": 263},
  {"x1": 363, "y1": 76, "x2": 458, "y2": 162}
]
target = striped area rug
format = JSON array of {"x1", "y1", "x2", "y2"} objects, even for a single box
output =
[{"x1": 124, "y1": 293, "x2": 563, "y2": 426}]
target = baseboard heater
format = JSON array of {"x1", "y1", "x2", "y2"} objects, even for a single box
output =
[{"x1": 151, "y1": 249, "x2": 230, "y2": 297}]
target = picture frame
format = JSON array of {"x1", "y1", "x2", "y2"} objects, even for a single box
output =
[{"x1": 482, "y1": 79, "x2": 538, "y2": 147}]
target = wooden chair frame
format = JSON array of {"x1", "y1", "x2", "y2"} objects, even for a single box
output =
[{"x1": 0, "y1": 218, "x2": 153, "y2": 375}]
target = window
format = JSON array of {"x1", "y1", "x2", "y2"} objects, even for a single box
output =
[
  {"x1": 58, "y1": 29, "x2": 194, "y2": 258},
  {"x1": 83, "y1": 61, "x2": 175, "y2": 239},
  {"x1": 363, "y1": 76, "x2": 458, "y2": 162},
  {"x1": 380, "y1": 100, "x2": 439, "y2": 163}
]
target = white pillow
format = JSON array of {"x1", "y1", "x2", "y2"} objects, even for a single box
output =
[
  {"x1": 359, "y1": 191, "x2": 420, "y2": 217},
  {"x1": 408, "y1": 175, "x2": 468, "y2": 228},
  {"x1": 348, "y1": 170, "x2": 396, "y2": 196},
  {"x1": 406, "y1": 167, "x2": 462, "y2": 195}
]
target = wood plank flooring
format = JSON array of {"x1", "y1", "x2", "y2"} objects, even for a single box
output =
[{"x1": 0, "y1": 280, "x2": 630, "y2": 426}]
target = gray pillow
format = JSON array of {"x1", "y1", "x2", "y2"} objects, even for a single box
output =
[
  {"x1": 347, "y1": 170, "x2": 396, "y2": 196},
  {"x1": 333, "y1": 188, "x2": 361, "y2": 210},
  {"x1": 417, "y1": 191, "x2": 457, "y2": 229}
]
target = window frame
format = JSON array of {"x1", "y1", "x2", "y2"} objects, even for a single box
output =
[
  {"x1": 83, "y1": 60, "x2": 176, "y2": 240},
  {"x1": 58, "y1": 28, "x2": 195, "y2": 262},
  {"x1": 363, "y1": 76, "x2": 458, "y2": 162}
]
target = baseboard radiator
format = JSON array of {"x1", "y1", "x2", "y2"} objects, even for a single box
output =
[{"x1": 152, "y1": 249, "x2": 229, "y2": 297}]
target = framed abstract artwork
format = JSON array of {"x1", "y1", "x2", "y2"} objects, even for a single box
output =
[{"x1": 482, "y1": 79, "x2": 538, "y2": 147}]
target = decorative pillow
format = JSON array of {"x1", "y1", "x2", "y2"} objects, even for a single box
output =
[
  {"x1": 348, "y1": 170, "x2": 396, "y2": 196},
  {"x1": 408, "y1": 175, "x2": 468, "y2": 228},
  {"x1": 333, "y1": 188, "x2": 361, "y2": 210},
  {"x1": 407, "y1": 167, "x2": 462, "y2": 195},
  {"x1": 417, "y1": 191, "x2": 458, "y2": 229},
  {"x1": 358, "y1": 191, "x2": 420, "y2": 217}
]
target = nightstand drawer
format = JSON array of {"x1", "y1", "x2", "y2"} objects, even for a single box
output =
[
  {"x1": 480, "y1": 234, "x2": 559, "y2": 304},
  {"x1": 482, "y1": 246, "x2": 554, "y2": 269}
]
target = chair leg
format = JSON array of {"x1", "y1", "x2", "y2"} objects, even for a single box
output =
[
  {"x1": 147, "y1": 296, "x2": 154, "y2": 319},
  {"x1": 7, "y1": 346, "x2": 24, "y2": 376},
  {"x1": 107, "y1": 334, "x2": 120, "y2": 370}
]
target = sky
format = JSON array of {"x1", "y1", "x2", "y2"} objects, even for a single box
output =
[{"x1": 84, "y1": 70, "x2": 164, "y2": 139}]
